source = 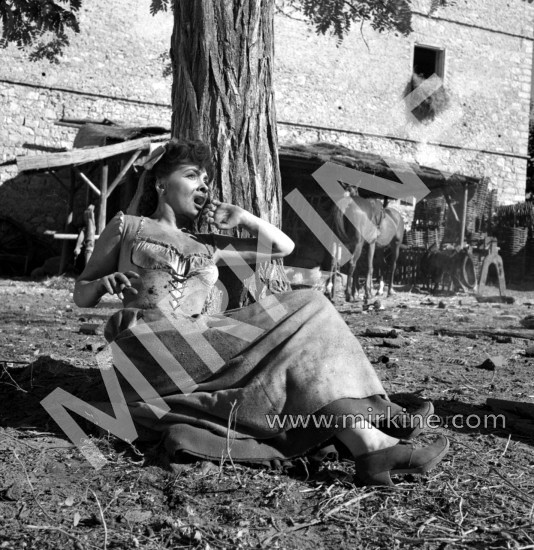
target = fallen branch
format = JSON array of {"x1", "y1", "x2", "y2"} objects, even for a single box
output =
[
  {"x1": 89, "y1": 489, "x2": 109, "y2": 550},
  {"x1": 221, "y1": 400, "x2": 243, "y2": 487},
  {"x1": 435, "y1": 327, "x2": 534, "y2": 340}
]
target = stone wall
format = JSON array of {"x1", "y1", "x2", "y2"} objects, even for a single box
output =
[
  {"x1": 0, "y1": 80, "x2": 171, "y2": 235},
  {"x1": 0, "y1": 0, "x2": 173, "y2": 237},
  {"x1": 0, "y1": 81, "x2": 171, "y2": 181},
  {"x1": 274, "y1": 0, "x2": 533, "y2": 204},
  {"x1": 0, "y1": 0, "x2": 532, "y2": 239}
]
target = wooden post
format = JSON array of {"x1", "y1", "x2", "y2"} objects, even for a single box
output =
[
  {"x1": 97, "y1": 162, "x2": 109, "y2": 234},
  {"x1": 58, "y1": 168, "x2": 76, "y2": 274},
  {"x1": 106, "y1": 149, "x2": 142, "y2": 199},
  {"x1": 84, "y1": 205, "x2": 96, "y2": 264},
  {"x1": 460, "y1": 186, "x2": 468, "y2": 248}
]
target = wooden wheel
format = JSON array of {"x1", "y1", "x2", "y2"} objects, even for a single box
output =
[
  {"x1": 458, "y1": 253, "x2": 477, "y2": 290},
  {"x1": 0, "y1": 217, "x2": 31, "y2": 275}
]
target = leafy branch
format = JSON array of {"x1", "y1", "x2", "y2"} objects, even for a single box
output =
[{"x1": 0, "y1": 0, "x2": 81, "y2": 62}]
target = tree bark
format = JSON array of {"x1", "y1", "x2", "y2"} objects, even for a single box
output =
[
  {"x1": 171, "y1": 0, "x2": 281, "y2": 226},
  {"x1": 171, "y1": 0, "x2": 290, "y2": 306}
]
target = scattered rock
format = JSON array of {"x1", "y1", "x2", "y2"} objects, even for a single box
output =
[
  {"x1": 2, "y1": 480, "x2": 23, "y2": 501},
  {"x1": 393, "y1": 324, "x2": 420, "y2": 332},
  {"x1": 493, "y1": 335, "x2": 513, "y2": 344},
  {"x1": 455, "y1": 315, "x2": 472, "y2": 323},
  {"x1": 382, "y1": 337, "x2": 408, "y2": 348},
  {"x1": 124, "y1": 510, "x2": 153, "y2": 524},
  {"x1": 520, "y1": 315, "x2": 534, "y2": 329},
  {"x1": 476, "y1": 356, "x2": 506, "y2": 371},
  {"x1": 79, "y1": 323, "x2": 102, "y2": 335},
  {"x1": 364, "y1": 326, "x2": 399, "y2": 338},
  {"x1": 498, "y1": 315, "x2": 520, "y2": 322},
  {"x1": 438, "y1": 301, "x2": 447, "y2": 309},
  {"x1": 84, "y1": 343, "x2": 102, "y2": 352}
]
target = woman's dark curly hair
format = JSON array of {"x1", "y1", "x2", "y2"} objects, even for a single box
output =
[{"x1": 137, "y1": 138, "x2": 215, "y2": 218}]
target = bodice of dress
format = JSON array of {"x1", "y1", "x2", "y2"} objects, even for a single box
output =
[{"x1": 116, "y1": 214, "x2": 219, "y2": 316}]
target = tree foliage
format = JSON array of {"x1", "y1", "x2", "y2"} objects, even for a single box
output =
[
  {"x1": 1, "y1": 0, "x2": 463, "y2": 62},
  {"x1": 0, "y1": 0, "x2": 81, "y2": 62}
]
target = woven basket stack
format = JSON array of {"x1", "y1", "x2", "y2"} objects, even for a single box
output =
[{"x1": 493, "y1": 202, "x2": 534, "y2": 283}]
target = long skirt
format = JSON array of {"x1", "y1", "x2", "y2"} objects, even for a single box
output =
[{"x1": 103, "y1": 290, "x2": 395, "y2": 463}]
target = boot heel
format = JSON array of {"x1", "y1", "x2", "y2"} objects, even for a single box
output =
[
  {"x1": 352, "y1": 435, "x2": 449, "y2": 487},
  {"x1": 354, "y1": 469, "x2": 394, "y2": 487}
]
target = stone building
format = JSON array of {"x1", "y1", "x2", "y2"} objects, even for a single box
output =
[{"x1": 0, "y1": 0, "x2": 532, "y2": 236}]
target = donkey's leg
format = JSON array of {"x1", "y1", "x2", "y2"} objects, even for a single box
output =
[
  {"x1": 375, "y1": 248, "x2": 385, "y2": 296},
  {"x1": 325, "y1": 242, "x2": 338, "y2": 301},
  {"x1": 388, "y1": 240, "x2": 401, "y2": 296},
  {"x1": 346, "y1": 240, "x2": 363, "y2": 302},
  {"x1": 365, "y1": 241, "x2": 376, "y2": 303}
]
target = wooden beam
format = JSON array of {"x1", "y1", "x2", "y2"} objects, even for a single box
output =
[
  {"x1": 443, "y1": 193, "x2": 460, "y2": 223},
  {"x1": 47, "y1": 232, "x2": 100, "y2": 240},
  {"x1": 106, "y1": 149, "x2": 142, "y2": 198},
  {"x1": 75, "y1": 168, "x2": 101, "y2": 196},
  {"x1": 16, "y1": 135, "x2": 165, "y2": 173},
  {"x1": 56, "y1": 234, "x2": 100, "y2": 240},
  {"x1": 84, "y1": 205, "x2": 96, "y2": 263},
  {"x1": 59, "y1": 167, "x2": 77, "y2": 274},
  {"x1": 97, "y1": 162, "x2": 109, "y2": 234},
  {"x1": 460, "y1": 186, "x2": 468, "y2": 247}
]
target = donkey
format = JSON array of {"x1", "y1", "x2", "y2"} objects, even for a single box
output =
[{"x1": 329, "y1": 187, "x2": 405, "y2": 303}]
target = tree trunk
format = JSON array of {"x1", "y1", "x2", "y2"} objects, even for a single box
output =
[
  {"x1": 171, "y1": 0, "x2": 290, "y2": 306},
  {"x1": 171, "y1": 0, "x2": 281, "y2": 226}
]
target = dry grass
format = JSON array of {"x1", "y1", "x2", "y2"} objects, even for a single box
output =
[{"x1": 2, "y1": 280, "x2": 534, "y2": 548}]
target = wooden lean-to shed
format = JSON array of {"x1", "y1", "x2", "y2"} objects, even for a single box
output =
[
  {"x1": 15, "y1": 121, "x2": 169, "y2": 273},
  {"x1": 278, "y1": 142, "x2": 494, "y2": 287}
]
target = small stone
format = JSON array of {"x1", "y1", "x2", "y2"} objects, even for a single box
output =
[
  {"x1": 382, "y1": 337, "x2": 408, "y2": 348},
  {"x1": 493, "y1": 335, "x2": 513, "y2": 344},
  {"x1": 521, "y1": 315, "x2": 534, "y2": 328},
  {"x1": 476, "y1": 356, "x2": 506, "y2": 371},
  {"x1": 79, "y1": 323, "x2": 102, "y2": 335},
  {"x1": 498, "y1": 315, "x2": 520, "y2": 322},
  {"x1": 84, "y1": 343, "x2": 100, "y2": 352},
  {"x1": 364, "y1": 326, "x2": 399, "y2": 338},
  {"x1": 438, "y1": 301, "x2": 447, "y2": 309}
]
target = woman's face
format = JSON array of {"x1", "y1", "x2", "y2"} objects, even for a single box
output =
[{"x1": 160, "y1": 163, "x2": 210, "y2": 220}]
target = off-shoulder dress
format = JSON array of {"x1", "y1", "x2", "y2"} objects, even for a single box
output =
[{"x1": 98, "y1": 212, "x2": 400, "y2": 462}]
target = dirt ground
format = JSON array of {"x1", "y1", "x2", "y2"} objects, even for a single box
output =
[{"x1": 1, "y1": 277, "x2": 534, "y2": 550}]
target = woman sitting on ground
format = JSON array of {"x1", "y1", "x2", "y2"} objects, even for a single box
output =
[{"x1": 74, "y1": 138, "x2": 449, "y2": 486}]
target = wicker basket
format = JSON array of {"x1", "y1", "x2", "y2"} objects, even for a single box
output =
[{"x1": 497, "y1": 226, "x2": 528, "y2": 282}]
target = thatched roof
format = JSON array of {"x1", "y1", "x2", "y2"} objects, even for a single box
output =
[
  {"x1": 278, "y1": 142, "x2": 480, "y2": 195},
  {"x1": 17, "y1": 122, "x2": 170, "y2": 174},
  {"x1": 72, "y1": 122, "x2": 169, "y2": 149}
]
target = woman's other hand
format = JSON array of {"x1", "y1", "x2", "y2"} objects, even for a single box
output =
[
  {"x1": 97, "y1": 271, "x2": 140, "y2": 300},
  {"x1": 204, "y1": 200, "x2": 245, "y2": 230}
]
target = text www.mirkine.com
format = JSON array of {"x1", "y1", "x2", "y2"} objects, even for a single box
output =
[{"x1": 264, "y1": 413, "x2": 506, "y2": 430}]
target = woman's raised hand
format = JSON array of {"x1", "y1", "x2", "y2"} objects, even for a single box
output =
[
  {"x1": 204, "y1": 200, "x2": 245, "y2": 230},
  {"x1": 98, "y1": 271, "x2": 140, "y2": 300}
]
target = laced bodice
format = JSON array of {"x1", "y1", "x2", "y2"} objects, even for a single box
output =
[{"x1": 115, "y1": 213, "x2": 219, "y2": 316}]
